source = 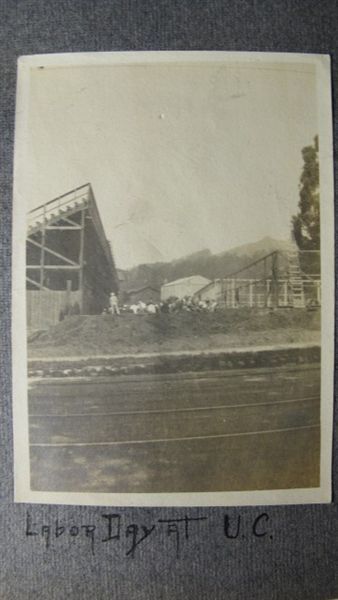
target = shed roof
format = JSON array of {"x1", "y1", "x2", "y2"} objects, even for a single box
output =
[
  {"x1": 125, "y1": 285, "x2": 160, "y2": 296},
  {"x1": 162, "y1": 275, "x2": 211, "y2": 288}
]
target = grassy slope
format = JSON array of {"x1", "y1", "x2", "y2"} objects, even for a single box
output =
[{"x1": 28, "y1": 308, "x2": 320, "y2": 358}]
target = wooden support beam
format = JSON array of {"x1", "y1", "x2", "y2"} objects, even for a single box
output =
[
  {"x1": 78, "y1": 208, "x2": 86, "y2": 312},
  {"x1": 225, "y1": 250, "x2": 278, "y2": 279},
  {"x1": 40, "y1": 205, "x2": 46, "y2": 288},
  {"x1": 44, "y1": 214, "x2": 82, "y2": 229},
  {"x1": 272, "y1": 251, "x2": 279, "y2": 308},
  {"x1": 249, "y1": 280, "x2": 253, "y2": 307},
  {"x1": 59, "y1": 215, "x2": 81, "y2": 227},
  {"x1": 66, "y1": 279, "x2": 72, "y2": 305},
  {"x1": 27, "y1": 265, "x2": 80, "y2": 270},
  {"x1": 26, "y1": 276, "x2": 50, "y2": 291},
  {"x1": 27, "y1": 237, "x2": 78, "y2": 266},
  {"x1": 264, "y1": 258, "x2": 268, "y2": 307},
  {"x1": 45, "y1": 225, "x2": 81, "y2": 230}
]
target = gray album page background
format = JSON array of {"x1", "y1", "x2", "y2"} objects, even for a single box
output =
[{"x1": 0, "y1": 2, "x2": 337, "y2": 599}]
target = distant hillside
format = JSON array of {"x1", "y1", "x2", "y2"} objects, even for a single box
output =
[
  {"x1": 221, "y1": 236, "x2": 292, "y2": 258},
  {"x1": 119, "y1": 237, "x2": 292, "y2": 292}
]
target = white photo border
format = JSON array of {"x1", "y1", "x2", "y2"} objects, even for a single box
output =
[{"x1": 12, "y1": 51, "x2": 335, "y2": 506}]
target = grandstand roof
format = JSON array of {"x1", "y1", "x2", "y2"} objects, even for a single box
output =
[{"x1": 27, "y1": 183, "x2": 115, "y2": 270}]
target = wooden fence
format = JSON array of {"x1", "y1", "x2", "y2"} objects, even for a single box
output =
[
  {"x1": 198, "y1": 278, "x2": 321, "y2": 308},
  {"x1": 27, "y1": 290, "x2": 80, "y2": 330},
  {"x1": 223, "y1": 278, "x2": 321, "y2": 308}
]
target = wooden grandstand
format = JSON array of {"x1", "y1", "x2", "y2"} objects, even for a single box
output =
[{"x1": 26, "y1": 183, "x2": 118, "y2": 329}]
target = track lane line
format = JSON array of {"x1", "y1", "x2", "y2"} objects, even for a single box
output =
[
  {"x1": 30, "y1": 423, "x2": 320, "y2": 447},
  {"x1": 29, "y1": 395, "x2": 319, "y2": 418}
]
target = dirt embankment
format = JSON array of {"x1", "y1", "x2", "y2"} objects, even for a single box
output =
[{"x1": 28, "y1": 308, "x2": 320, "y2": 359}]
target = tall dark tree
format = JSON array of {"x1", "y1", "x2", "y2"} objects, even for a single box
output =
[{"x1": 292, "y1": 135, "x2": 320, "y2": 250}]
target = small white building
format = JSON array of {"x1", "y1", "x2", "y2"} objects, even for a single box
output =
[{"x1": 161, "y1": 275, "x2": 211, "y2": 301}]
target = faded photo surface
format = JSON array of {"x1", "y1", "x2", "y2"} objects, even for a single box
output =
[{"x1": 12, "y1": 52, "x2": 334, "y2": 506}]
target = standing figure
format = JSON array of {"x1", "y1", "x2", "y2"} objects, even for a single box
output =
[{"x1": 109, "y1": 292, "x2": 120, "y2": 315}]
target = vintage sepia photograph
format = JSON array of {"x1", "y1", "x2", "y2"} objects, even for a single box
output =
[{"x1": 12, "y1": 52, "x2": 334, "y2": 506}]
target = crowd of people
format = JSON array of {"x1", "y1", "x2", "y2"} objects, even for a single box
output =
[
  {"x1": 103, "y1": 293, "x2": 219, "y2": 316},
  {"x1": 160, "y1": 296, "x2": 219, "y2": 314}
]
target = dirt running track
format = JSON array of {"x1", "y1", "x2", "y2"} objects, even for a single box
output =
[{"x1": 28, "y1": 364, "x2": 320, "y2": 493}]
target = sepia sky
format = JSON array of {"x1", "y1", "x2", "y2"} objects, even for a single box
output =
[{"x1": 24, "y1": 58, "x2": 318, "y2": 269}]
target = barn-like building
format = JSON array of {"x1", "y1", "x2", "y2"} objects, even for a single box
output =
[{"x1": 26, "y1": 183, "x2": 119, "y2": 330}]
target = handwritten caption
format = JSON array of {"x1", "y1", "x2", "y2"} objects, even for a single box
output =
[{"x1": 26, "y1": 511, "x2": 273, "y2": 558}]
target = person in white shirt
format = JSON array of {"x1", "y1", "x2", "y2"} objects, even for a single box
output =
[
  {"x1": 147, "y1": 302, "x2": 157, "y2": 314},
  {"x1": 109, "y1": 292, "x2": 120, "y2": 315}
]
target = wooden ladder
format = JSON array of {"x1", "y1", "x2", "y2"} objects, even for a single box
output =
[{"x1": 287, "y1": 250, "x2": 305, "y2": 308}]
